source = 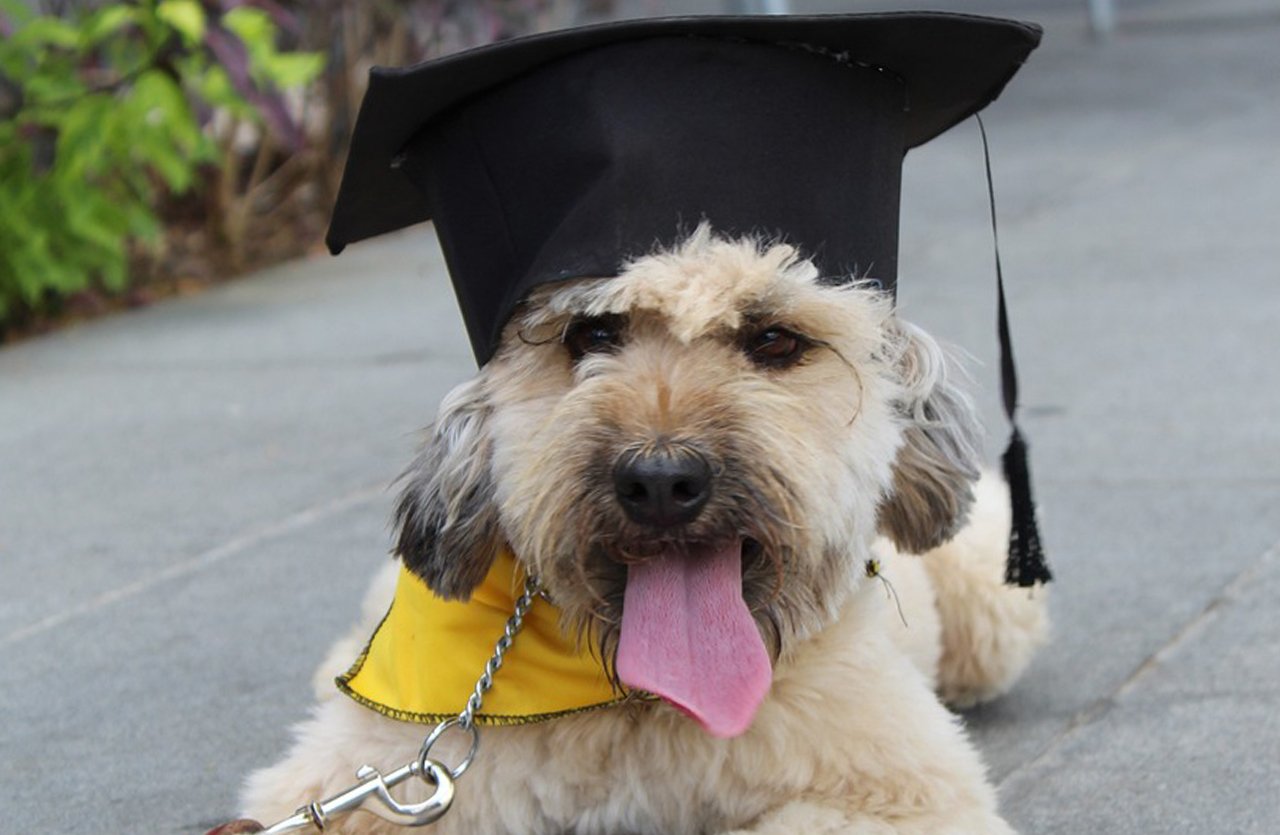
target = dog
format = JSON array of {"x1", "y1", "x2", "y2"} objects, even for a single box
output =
[{"x1": 240, "y1": 226, "x2": 1048, "y2": 833}]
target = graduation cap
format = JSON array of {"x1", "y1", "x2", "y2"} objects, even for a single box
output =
[{"x1": 327, "y1": 12, "x2": 1050, "y2": 587}]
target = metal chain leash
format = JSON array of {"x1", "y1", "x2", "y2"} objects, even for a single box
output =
[
  {"x1": 260, "y1": 574, "x2": 542, "y2": 833},
  {"x1": 415, "y1": 573, "x2": 541, "y2": 779}
]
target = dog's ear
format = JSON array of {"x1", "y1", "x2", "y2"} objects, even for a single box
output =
[
  {"x1": 877, "y1": 319, "x2": 982, "y2": 554},
  {"x1": 393, "y1": 376, "x2": 504, "y2": 599}
]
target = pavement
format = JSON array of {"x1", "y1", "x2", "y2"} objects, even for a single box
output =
[{"x1": 2, "y1": 2, "x2": 1278, "y2": 833}]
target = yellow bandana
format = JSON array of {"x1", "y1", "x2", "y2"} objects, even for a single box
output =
[{"x1": 337, "y1": 550, "x2": 626, "y2": 725}]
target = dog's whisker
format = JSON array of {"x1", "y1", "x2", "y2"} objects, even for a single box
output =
[
  {"x1": 517, "y1": 325, "x2": 561, "y2": 347},
  {"x1": 828, "y1": 345, "x2": 867, "y2": 427}
]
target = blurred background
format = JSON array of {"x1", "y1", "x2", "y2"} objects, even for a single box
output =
[{"x1": 2, "y1": 1, "x2": 1277, "y2": 833}]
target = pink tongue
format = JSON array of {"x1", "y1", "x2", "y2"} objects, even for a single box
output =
[{"x1": 617, "y1": 543, "x2": 771, "y2": 738}]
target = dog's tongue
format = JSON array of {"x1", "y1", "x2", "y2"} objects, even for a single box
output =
[{"x1": 617, "y1": 543, "x2": 771, "y2": 738}]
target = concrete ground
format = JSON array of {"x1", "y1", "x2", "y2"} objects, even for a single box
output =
[{"x1": 2, "y1": 2, "x2": 1278, "y2": 832}]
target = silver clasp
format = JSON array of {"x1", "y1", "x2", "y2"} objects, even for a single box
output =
[
  {"x1": 256, "y1": 575, "x2": 539, "y2": 833},
  {"x1": 260, "y1": 758, "x2": 455, "y2": 833}
]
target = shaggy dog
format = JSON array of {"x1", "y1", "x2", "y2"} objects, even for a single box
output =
[{"x1": 241, "y1": 227, "x2": 1047, "y2": 834}]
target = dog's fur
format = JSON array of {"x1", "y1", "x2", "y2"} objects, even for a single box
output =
[{"x1": 242, "y1": 228, "x2": 1047, "y2": 833}]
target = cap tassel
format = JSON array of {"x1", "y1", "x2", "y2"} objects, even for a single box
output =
[
  {"x1": 978, "y1": 115, "x2": 1051, "y2": 587},
  {"x1": 1002, "y1": 428, "x2": 1050, "y2": 586}
]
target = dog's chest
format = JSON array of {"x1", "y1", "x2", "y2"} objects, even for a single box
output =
[{"x1": 440, "y1": 708, "x2": 771, "y2": 835}]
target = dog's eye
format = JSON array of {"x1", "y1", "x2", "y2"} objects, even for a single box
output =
[
  {"x1": 564, "y1": 315, "x2": 624, "y2": 361},
  {"x1": 743, "y1": 326, "x2": 810, "y2": 369}
]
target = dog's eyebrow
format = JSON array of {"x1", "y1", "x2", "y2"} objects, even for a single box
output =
[
  {"x1": 537, "y1": 281, "x2": 622, "y2": 318},
  {"x1": 738, "y1": 305, "x2": 796, "y2": 327},
  {"x1": 735, "y1": 297, "x2": 830, "y2": 337}
]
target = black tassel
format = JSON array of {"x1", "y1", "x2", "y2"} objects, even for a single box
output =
[
  {"x1": 1002, "y1": 428, "x2": 1050, "y2": 586},
  {"x1": 978, "y1": 114, "x2": 1051, "y2": 588}
]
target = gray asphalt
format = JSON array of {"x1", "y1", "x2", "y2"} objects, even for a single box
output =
[{"x1": 3, "y1": 3, "x2": 1278, "y2": 833}]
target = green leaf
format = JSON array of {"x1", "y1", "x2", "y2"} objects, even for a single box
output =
[
  {"x1": 196, "y1": 63, "x2": 253, "y2": 115},
  {"x1": 262, "y1": 51, "x2": 324, "y2": 88},
  {"x1": 83, "y1": 5, "x2": 139, "y2": 44},
  {"x1": 148, "y1": 144, "x2": 193, "y2": 191},
  {"x1": 24, "y1": 69, "x2": 87, "y2": 107},
  {"x1": 13, "y1": 16, "x2": 81, "y2": 50},
  {"x1": 221, "y1": 7, "x2": 273, "y2": 51},
  {"x1": 57, "y1": 94, "x2": 114, "y2": 178},
  {"x1": 64, "y1": 194, "x2": 126, "y2": 254},
  {"x1": 124, "y1": 69, "x2": 207, "y2": 187},
  {"x1": 157, "y1": 0, "x2": 206, "y2": 46}
]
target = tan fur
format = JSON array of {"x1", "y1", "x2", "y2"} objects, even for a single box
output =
[{"x1": 242, "y1": 230, "x2": 1047, "y2": 833}]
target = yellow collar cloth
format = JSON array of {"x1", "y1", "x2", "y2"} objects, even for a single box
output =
[{"x1": 337, "y1": 550, "x2": 627, "y2": 726}]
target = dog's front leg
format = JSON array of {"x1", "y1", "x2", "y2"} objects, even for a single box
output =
[{"x1": 722, "y1": 799, "x2": 1015, "y2": 835}]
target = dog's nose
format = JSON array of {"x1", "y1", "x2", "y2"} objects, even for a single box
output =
[{"x1": 613, "y1": 447, "x2": 712, "y2": 528}]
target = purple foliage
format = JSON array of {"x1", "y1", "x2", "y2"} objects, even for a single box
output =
[{"x1": 204, "y1": 23, "x2": 305, "y2": 151}]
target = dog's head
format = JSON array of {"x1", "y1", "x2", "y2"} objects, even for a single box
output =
[{"x1": 392, "y1": 227, "x2": 979, "y2": 732}]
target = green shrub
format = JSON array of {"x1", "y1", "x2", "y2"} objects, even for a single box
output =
[{"x1": 0, "y1": 0, "x2": 322, "y2": 328}]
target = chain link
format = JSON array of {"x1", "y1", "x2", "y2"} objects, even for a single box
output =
[
  {"x1": 417, "y1": 573, "x2": 541, "y2": 780},
  {"x1": 459, "y1": 573, "x2": 541, "y2": 729}
]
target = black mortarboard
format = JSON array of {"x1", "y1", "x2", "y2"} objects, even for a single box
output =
[
  {"x1": 327, "y1": 12, "x2": 1041, "y2": 362},
  {"x1": 327, "y1": 12, "x2": 1051, "y2": 587}
]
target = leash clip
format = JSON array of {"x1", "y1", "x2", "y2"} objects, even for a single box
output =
[
  {"x1": 258, "y1": 574, "x2": 541, "y2": 832},
  {"x1": 260, "y1": 758, "x2": 455, "y2": 833}
]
